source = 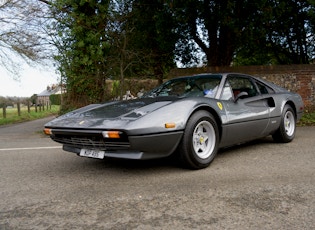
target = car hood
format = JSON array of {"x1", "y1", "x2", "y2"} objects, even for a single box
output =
[{"x1": 45, "y1": 97, "x2": 178, "y2": 129}]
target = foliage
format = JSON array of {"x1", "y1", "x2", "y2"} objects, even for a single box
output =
[
  {"x1": 234, "y1": 0, "x2": 315, "y2": 66},
  {"x1": 171, "y1": 0, "x2": 315, "y2": 67},
  {"x1": 104, "y1": 0, "x2": 147, "y2": 99},
  {"x1": 50, "y1": 0, "x2": 178, "y2": 106},
  {"x1": 50, "y1": 0, "x2": 112, "y2": 107},
  {"x1": 125, "y1": 0, "x2": 178, "y2": 82},
  {"x1": 30, "y1": 94, "x2": 38, "y2": 105},
  {"x1": 172, "y1": 0, "x2": 253, "y2": 67},
  {"x1": 111, "y1": 80, "x2": 120, "y2": 99},
  {"x1": 298, "y1": 111, "x2": 315, "y2": 126},
  {"x1": 49, "y1": 94, "x2": 61, "y2": 105}
]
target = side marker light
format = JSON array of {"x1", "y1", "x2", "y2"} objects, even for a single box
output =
[{"x1": 165, "y1": 123, "x2": 176, "y2": 128}]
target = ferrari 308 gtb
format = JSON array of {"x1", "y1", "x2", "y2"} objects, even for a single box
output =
[{"x1": 44, "y1": 73, "x2": 304, "y2": 169}]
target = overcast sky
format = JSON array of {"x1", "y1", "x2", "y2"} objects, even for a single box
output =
[{"x1": 1, "y1": 64, "x2": 58, "y2": 98}]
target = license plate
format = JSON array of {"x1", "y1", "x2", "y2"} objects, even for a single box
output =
[{"x1": 79, "y1": 149, "x2": 105, "y2": 159}]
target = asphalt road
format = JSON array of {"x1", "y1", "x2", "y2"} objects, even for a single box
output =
[{"x1": 0, "y1": 117, "x2": 314, "y2": 229}]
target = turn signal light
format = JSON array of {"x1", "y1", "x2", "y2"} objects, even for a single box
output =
[
  {"x1": 43, "y1": 128, "x2": 52, "y2": 135},
  {"x1": 165, "y1": 123, "x2": 176, "y2": 128},
  {"x1": 102, "y1": 131, "x2": 121, "y2": 138}
]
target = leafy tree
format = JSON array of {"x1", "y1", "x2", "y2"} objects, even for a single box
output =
[
  {"x1": 30, "y1": 94, "x2": 38, "y2": 105},
  {"x1": 234, "y1": 0, "x2": 315, "y2": 65},
  {"x1": 105, "y1": 0, "x2": 150, "y2": 99},
  {"x1": 268, "y1": 0, "x2": 314, "y2": 64},
  {"x1": 173, "y1": 0, "x2": 255, "y2": 67},
  {"x1": 172, "y1": 0, "x2": 315, "y2": 67},
  {"x1": 51, "y1": 0, "x2": 111, "y2": 106},
  {"x1": 0, "y1": 96, "x2": 6, "y2": 108},
  {"x1": 310, "y1": 0, "x2": 315, "y2": 33},
  {"x1": 127, "y1": 0, "x2": 178, "y2": 83},
  {"x1": 50, "y1": 0, "x2": 178, "y2": 107}
]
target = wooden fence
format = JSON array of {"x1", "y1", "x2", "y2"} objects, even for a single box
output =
[{"x1": 1, "y1": 101, "x2": 51, "y2": 119}]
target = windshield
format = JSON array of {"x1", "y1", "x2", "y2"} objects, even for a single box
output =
[{"x1": 143, "y1": 75, "x2": 222, "y2": 98}]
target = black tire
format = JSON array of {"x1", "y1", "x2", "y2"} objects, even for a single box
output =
[
  {"x1": 179, "y1": 110, "x2": 219, "y2": 169},
  {"x1": 272, "y1": 105, "x2": 296, "y2": 143}
]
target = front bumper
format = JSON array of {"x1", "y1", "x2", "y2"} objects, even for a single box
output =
[{"x1": 50, "y1": 129, "x2": 183, "y2": 160}]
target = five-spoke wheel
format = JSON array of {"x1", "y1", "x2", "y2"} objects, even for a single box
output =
[
  {"x1": 179, "y1": 111, "x2": 219, "y2": 169},
  {"x1": 192, "y1": 120, "x2": 216, "y2": 159},
  {"x1": 273, "y1": 105, "x2": 296, "y2": 143}
]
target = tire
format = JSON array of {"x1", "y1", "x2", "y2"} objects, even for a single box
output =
[
  {"x1": 179, "y1": 110, "x2": 219, "y2": 169},
  {"x1": 272, "y1": 105, "x2": 296, "y2": 143}
]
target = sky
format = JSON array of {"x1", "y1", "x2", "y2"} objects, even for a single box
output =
[{"x1": 1, "y1": 64, "x2": 59, "y2": 98}]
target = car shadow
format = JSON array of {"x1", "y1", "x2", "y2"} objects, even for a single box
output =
[
  {"x1": 67, "y1": 153, "x2": 185, "y2": 175},
  {"x1": 218, "y1": 136, "x2": 275, "y2": 156},
  {"x1": 60, "y1": 136, "x2": 278, "y2": 173},
  {"x1": 103, "y1": 156, "x2": 181, "y2": 170}
]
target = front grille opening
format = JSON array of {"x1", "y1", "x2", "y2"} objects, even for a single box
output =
[{"x1": 51, "y1": 130, "x2": 130, "y2": 150}]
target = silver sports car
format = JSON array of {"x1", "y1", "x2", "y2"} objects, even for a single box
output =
[{"x1": 44, "y1": 73, "x2": 304, "y2": 169}]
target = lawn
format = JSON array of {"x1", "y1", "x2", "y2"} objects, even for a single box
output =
[{"x1": 0, "y1": 105, "x2": 60, "y2": 126}]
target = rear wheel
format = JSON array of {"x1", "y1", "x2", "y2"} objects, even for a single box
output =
[
  {"x1": 179, "y1": 111, "x2": 219, "y2": 169},
  {"x1": 272, "y1": 105, "x2": 296, "y2": 143}
]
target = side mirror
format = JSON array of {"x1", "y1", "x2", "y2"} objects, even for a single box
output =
[{"x1": 234, "y1": 91, "x2": 248, "y2": 102}]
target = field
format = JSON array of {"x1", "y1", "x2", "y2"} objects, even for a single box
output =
[{"x1": 0, "y1": 105, "x2": 60, "y2": 126}]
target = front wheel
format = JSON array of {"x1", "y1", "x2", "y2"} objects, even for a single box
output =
[
  {"x1": 179, "y1": 111, "x2": 219, "y2": 169},
  {"x1": 272, "y1": 105, "x2": 296, "y2": 143}
]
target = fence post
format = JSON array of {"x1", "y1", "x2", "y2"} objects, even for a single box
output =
[
  {"x1": 17, "y1": 101, "x2": 21, "y2": 116},
  {"x1": 27, "y1": 101, "x2": 30, "y2": 113},
  {"x1": 2, "y1": 104, "x2": 6, "y2": 118}
]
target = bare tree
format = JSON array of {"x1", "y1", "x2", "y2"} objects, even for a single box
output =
[{"x1": 0, "y1": 0, "x2": 55, "y2": 78}]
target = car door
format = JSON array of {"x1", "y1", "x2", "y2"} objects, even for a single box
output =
[{"x1": 219, "y1": 74, "x2": 271, "y2": 146}]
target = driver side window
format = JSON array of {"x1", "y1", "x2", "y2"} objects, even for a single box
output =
[{"x1": 221, "y1": 75, "x2": 258, "y2": 100}]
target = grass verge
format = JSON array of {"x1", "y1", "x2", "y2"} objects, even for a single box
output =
[
  {"x1": 0, "y1": 105, "x2": 60, "y2": 126},
  {"x1": 298, "y1": 111, "x2": 315, "y2": 126}
]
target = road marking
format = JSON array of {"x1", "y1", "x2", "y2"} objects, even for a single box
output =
[{"x1": 0, "y1": 146, "x2": 62, "y2": 151}]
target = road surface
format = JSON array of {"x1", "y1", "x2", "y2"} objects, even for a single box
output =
[{"x1": 0, "y1": 117, "x2": 314, "y2": 229}]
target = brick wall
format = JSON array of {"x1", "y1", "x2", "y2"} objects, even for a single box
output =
[{"x1": 168, "y1": 64, "x2": 315, "y2": 109}]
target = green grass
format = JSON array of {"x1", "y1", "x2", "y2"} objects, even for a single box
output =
[
  {"x1": 0, "y1": 105, "x2": 60, "y2": 126},
  {"x1": 298, "y1": 111, "x2": 315, "y2": 126}
]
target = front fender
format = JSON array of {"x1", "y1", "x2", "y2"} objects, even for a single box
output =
[{"x1": 125, "y1": 98, "x2": 226, "y2": 135}]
